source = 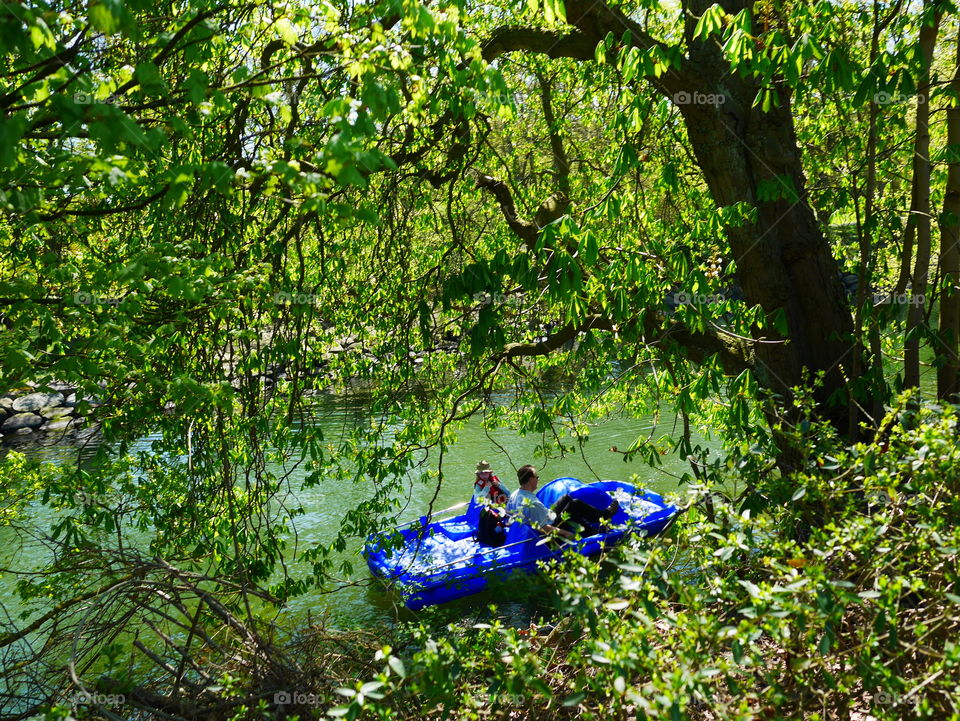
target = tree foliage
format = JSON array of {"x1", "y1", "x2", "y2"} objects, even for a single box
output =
[{"x1": 1, "y1": 0, "x2": 960, "y2": 717}]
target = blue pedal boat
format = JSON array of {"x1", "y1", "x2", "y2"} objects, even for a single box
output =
[{"x1": 364, "y1": 477, "x2": 678, "y2": 610}]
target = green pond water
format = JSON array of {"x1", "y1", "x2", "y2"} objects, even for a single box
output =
[
  {"x1": 279, "y1": 393, "x2": 715, "y2": 627},
  {"x1": 2, "y1": 391, "x2": 717, "y2": 630}
]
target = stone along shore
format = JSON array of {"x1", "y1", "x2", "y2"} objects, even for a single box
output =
[{"x1": 0, "y1": 384, "x2": 94, "y2": 442}]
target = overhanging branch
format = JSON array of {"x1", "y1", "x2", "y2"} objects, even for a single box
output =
[
  {"x1": 483, "y1": 1, "x2": 694, "y2": 97},
  {"x1": 500, "y1": 314, "x2": 614, "y2": 359},
  {"x1": 496, "y1": 312, "x2": 753, "y2": 373},
  {"x1": 536, "y1": 72, "x2": 571, "y2": 197},
  {"x1": 482, "y1": 27, "x2": 596, "y2": 62},
  {"x1": 475, "y1": 174, "x2": 539, "y2": 250}
]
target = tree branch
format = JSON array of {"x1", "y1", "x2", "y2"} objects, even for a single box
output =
[
  {"x1": 475, "y1": 173, "x2": 539, "y2": 249},
  {"x1": 536, "y1": 72, "x2": 571, "y2": 197},
  {"x1": 496, "y1": 312, "x2": 753, "y2": 373},
  {"x1": 481, "y1": 27, "x2": 596, "y2": 62},
  {"x1": 500, "y1": 314, "x2": 613, "y2": 359},
  {"x1": 36, "y1": 185, "x2": 170, "y2": 221},
  {"x1": 484, "y1": 1, "x2": 693, "y2": 96}
]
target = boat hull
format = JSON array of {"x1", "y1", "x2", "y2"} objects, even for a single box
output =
[{"x1": 364, "y1": 477, "x2": 677, "y2": 610}]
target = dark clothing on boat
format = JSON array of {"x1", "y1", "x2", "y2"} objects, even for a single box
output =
[
  {"x1": 552, "y1": 494, "x2": 617, "y2": 535},
  {"x1": 476, "y1": 479, "x2": 511, "y2": 547},
  {"x1": 477, "y1": 506, "x2": 508, "y2": 547},
  {"x1": 506, "y1": 488, "x2": 618, "y2": 537}
]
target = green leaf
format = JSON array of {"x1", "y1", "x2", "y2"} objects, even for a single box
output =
[
  {"x1": 553, "y1": 0, "x2": 567, "y2": 23},
  {"x1": 772, "y1": 308, "x2": 789, "y2": 335},
  {"x1": 581, "y1": 232, "x2": 598, "y2": 266},
  {"x1": 89, "y1": 0, "x2": 124, "y2": 34},
  {"x1": 622, "y1": 47, "x2": 640, "y2": 83},
  {"x1": 595, "y1": 39, "x2": 607, "y2": 65},
  {"x1": 134, "y1": 62, "x2": 166, "y2": 93},
  {"x1": 819, "y1": 633, "x2": 832, "y2": 655},
  {"x1": 388, "y1": 656, "x2": 406, "y2": 678},
  {"x1": 275, "y1": 18, "x2": 298, "y2": 46},
  {"x1": 337, "y1": 165, "x2": 367, "y2": 188},
  {"x1": 693, "y1": 4, "x2": 725, "y2": 40}
]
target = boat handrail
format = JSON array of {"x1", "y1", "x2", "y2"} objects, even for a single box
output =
[{"x1": 394, "y1": 501, "x2": 470, "y2": 530}]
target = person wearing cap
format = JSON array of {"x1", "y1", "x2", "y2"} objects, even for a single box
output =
[
  {"x1": 473, "y1": 460, "x2": 511, "y2": 547},
  {"x1": 507, "y1": 464, "x2": 619, "y2": 539},
  {"x1": 473, "y1": 460, "x2": 509, "y2": 504}
]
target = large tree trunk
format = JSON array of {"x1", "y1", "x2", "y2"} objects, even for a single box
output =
[
  {"x1": 938, "y1": 32, "x2": 960, "y2": 401},
  {"x1": 904, "y1": 9, "x2": 941, "y2": 389},
  {"x1": 489, "y1": 0, "x2": 861, "y2": 431},
  {"x1": 671, "y1": 0, "x2": 856, "y2": 429},
  {"x1": 679, "y1": 95, "x2": 854, "y2": 423}
]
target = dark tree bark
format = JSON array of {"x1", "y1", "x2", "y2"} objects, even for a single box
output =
[
  {"x1": 904, "y1": 9, "x2": 941, "y2": 389},
  {"x1": 536, "y1": 72, "x2": 571, "y2": 198},
  {"x1": 485, "y1": 0, "x2": 860, "y2": 431},
  {"x1": 937, "y1": 32, "x2": 960, "y2": 400},
  {"x1": 674, "y1": 34, "x2": 854, "y2": 423}
]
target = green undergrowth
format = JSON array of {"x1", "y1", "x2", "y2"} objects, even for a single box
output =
[
  {"x1": 42, "y1": 397, "x2": 960, "y2": 721},
  {"x1": 293, "y1": 398, "x2": 960, "y2": 721}
]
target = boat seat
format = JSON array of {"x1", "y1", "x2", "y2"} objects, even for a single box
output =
[
  {"x1": 435, "y1": 497, "x2": 483, "y2": 541},
  {"x1": 465, "y1": 497, "x2": 481, "y2": 527}
]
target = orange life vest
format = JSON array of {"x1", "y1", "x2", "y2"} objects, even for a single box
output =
[{"x1": 475, "y1": 474, "x2": 506, "y2": 503}]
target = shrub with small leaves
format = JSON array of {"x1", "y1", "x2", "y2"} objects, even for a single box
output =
[{"x1": 342, "y1": 396, "x2": 960, "y2": 720}]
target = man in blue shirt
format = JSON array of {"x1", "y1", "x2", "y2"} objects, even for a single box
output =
[{"x1": 507, "y1": 465, "x2": 619, "y2": 539}]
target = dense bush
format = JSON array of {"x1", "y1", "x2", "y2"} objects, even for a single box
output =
[{"x1": 322, "y1": 398, "x2": 959, "y2": 721}]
